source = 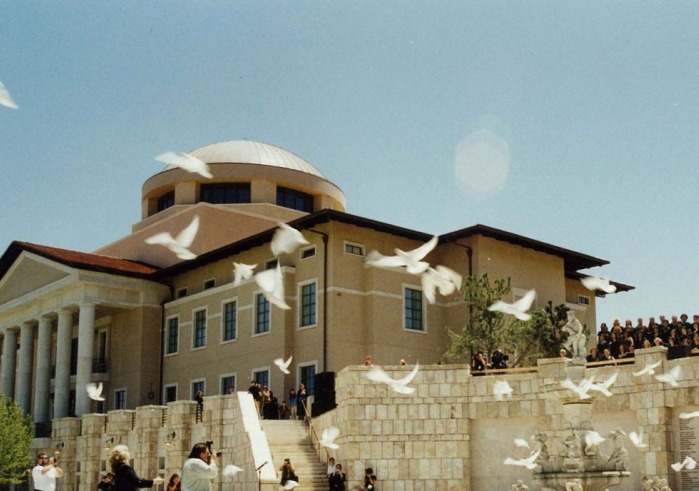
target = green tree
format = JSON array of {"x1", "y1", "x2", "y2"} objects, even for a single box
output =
[
  {"x1": 0, "y1": 394, "x2": 34, "y2": 485},
  {"x1": 443, "y1": 273, "x2": 523, "y2": 364}
]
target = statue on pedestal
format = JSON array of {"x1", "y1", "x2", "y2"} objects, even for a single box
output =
[
  {"x1": 605, "y1": 428, "x2": 629, "y2": 471},
  {"x1": 563, "y1": 311, "x2": 587, "y2": 361}
]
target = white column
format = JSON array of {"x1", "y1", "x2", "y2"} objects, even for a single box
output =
[
  {"x1": 16, "y1": 321, "x2": 35, "y2": 413},
  {"x1": 75, "y1": 302, "x2": 96, "y2": 416},
  {"x1": 33, "y1": 316, "x2": 53, "y2": 422},
  {"x1": 1, "y1": 329, "x2": 18, "y2": 398},
  {"x1": 54, "y1": 309, "x2": 73, "y2": 418}
]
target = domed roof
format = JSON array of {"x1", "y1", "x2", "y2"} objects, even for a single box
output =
[{"x1": 173, "y1": 140, "x2": 327, "y2": 179}]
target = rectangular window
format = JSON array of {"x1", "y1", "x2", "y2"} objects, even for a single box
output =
[
  {"x1": 166, "y1": 317, "x2": 179, "y2": 355},
  {"x1": 221, "y1": 375, "x2": 236, "y2": 395},
  {"x1": 299, "y1": 364, "x2": 316, "y2": 396},
  {"x1": 203, "y1": 279, "x2": 216, "y2": 290},
  {"x1": 276, "y1": 186, "x2": 313, "y2": 212},
  {"x1": 577, "y1": 295, "x2": 590, "y2": 306},
  {"x1": 344, "y1": 242, "x2": 364, "y2": 256},
  {"x1": 253, "y1": 369, "x2": 269, "y2": 388},
  {"x1": 265, "y1": 258, "x2": 278, "y2": 270},
  {"x1": 164, "y1": 385, "x2": 177, "y2": 403},
  {"x1": 194, "y1": 310, "x2": 207, "y2": 348},
  {"x1": 115, "y1": 389, "x2": 127, "y2": 410},
  {"x1": 255, "y1": 294, "x2": 270, "y2": 334},
  {"x1": 191, "y1": 380, "x2": 205, "y2": 398},
  {"x1": 176, "y1": 288, "x2": 188, "y2": 299},
  {"x1": 404, "y1": 287, "x2": 424, "y2": 331},
  {"x1": 157, "y1": 191, "x2": 175, "y2": 212},
  {"x1": 301, "y1": 247, "x2": 316, "y2": 259},
  {"x1": 300, "y1": 282, "x2": 317, "y2": 327},
  {"x1": 201, "y1": 183, "x2": 251, "y2": 204},
  {"x1": 223, "y1": 301, "x2": 237, "y2": 341}
]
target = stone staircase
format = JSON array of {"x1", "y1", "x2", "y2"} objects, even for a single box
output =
[{"x1": 262, "y1": 419, "x2": 329, "y2": 490}]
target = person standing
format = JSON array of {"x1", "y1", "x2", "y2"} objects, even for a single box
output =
[
  {"x1": 32, "y1": 452, "x2": 64, "y2": 491},
  {"x1": 181, "y1": 443, "x2": 218, "y2": 491},
  {"x1": 296, "y1": 383, "x2": 308, "y2": 420},
  {"x1": 288, "y1": 388, "x2": 298, "y2": 420},
  {"x1": 329, "y1": 463, "x2": 346, "y2": 490},
  {"x1": 110, "y1": 445, "x2": 163, "y2": 491}
]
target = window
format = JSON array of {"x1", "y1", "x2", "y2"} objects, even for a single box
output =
[
  {"x1": 344, "y1": 242, "x2": 364, "y2": 256},
  {"x1": 221, "y1": 375, "x2": 236, "y2": 395},
  {"x1": 176, "y1": 288, "x2": 188, "y2": 299},
  {"x1": 253, "y1": 369, "x2": 269, "y2": 388},
  {"x1": 301, "y1": 247, "x2": 316, "y2": 259},
  {"x1": 577, "y1": 295, "x2": 590, "y2": 306},
  {"x1": 164, "y1": 385, "x2": 177, "y2": 403},
  {"x1": 265, "y1": 258, "x2": 278, "y2": 270},
  {"x1": 276, "y1": 186, "x2": 313, "y2": 212},
  {"x1": 166, "y1": 317, "x2": 179, "y2": 355},
  {"x1": 300, "y1": 282, "x2": 317, "y2": 327},
  {"x1": 193, "y1": 310, "x2": 207, "y2": 348},
  {"x1": 404, "y1": 287, "x2": 424, "y2": 331},
  {"x1": 203, "y1": 279, "x2": 216, "y2": 290},
  {"x1": 200, "y1": 183, "x2": 251, "y2": 204},
  {"x1": 299, "y1": 363, "x2": 316, "y2": 396},
  {"x1": 222, "y1": 301, "x2": 237, "y2": 341},
  {"x1": 115, "y1": 389, "x2": 127, "y2": 410},
  {"x1": 191, "y1": 380, "x2": 205, "y2": 398},
  {"x1": 157, "y1": 191, "x2": 175, "y2": 213},
  {"x1": 255, "y1": 294, "x2": 270, "y2": 334}
]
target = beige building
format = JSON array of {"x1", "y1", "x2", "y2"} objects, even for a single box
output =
[{"x1": 0, "y1": 139, "x2": 629, "y2": 425}]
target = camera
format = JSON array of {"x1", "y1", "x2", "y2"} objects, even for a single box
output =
[{"x1": 205, "y1": 441, "x2": 222, "y2": 458}]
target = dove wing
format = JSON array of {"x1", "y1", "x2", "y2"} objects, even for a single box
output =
[
  {"x1": 512, "y1": 289, "x2": 536, "y2": 311},
  {"x1": 175, "y1": 216, "x2": 200, "y2": 248},
  {"x1": 145, "y1": 232, "x2": 174, "y2": 245},
  {"x1": 403, "y1": 235, "x2": 438, "y2": 261},
  {"x1": 514, "y1": 438, "x2": 529, "y2": 448},
  {"x1": 364, "y1": 366, "x2": 395, "y2": 385},
  {"x1": 395, "y1": 363, "x2": 420, "y2": 385},
  {"x1": 322, "y1": 426, "x2": 340, "y2": 443},
  {"x1": 0, "y1": 82, "x2": 19, "y2": 109},
  {"x1": 435, "y1": 265, "x2": 462, "y2": 289},
  {"x1": 421, "y1": 269, "x2": 444, "y2": 304},
  {"x1": 365, "y1": 250, "x2": 407, "y2": 269}
]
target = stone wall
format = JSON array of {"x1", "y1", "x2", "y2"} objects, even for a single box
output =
[{"x1": 31, "y1": 347, "x2": 699, "y2": 491}]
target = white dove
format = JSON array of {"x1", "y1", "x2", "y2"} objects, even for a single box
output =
[
  {"x1": 254, "y1": 264, "x2": 290, "y2": 310},
  {"x1": 632, "y1": 360, "x2": 662, "y2": 377},
  {"x1": 233, "y1": 262, "x2": 257, "y2": 286},
  {"x1": 629, "y1": 429, "x2": 647, "y2": 448},
  {"x1": 584, "y1": 431, "x2": 605, "y2": 447},
  {"x1": 503, "y1": 449, "x2": 541, "y2": 469},
  {"x1": 271, "y1": 223, "x2": 310, "y2": 257},
  {"x1": 421, "y1": 265, "x2": 463, "y2": 304},
  {"x1": 655, "y1": 365, "x2": 681, "y2": 387},
  {"x1": 589, "y1": 371, "x2": 618, "y2": 397},
  {"x1": 671, "y1": 456, "x2": 697, "y2": 472},
  {"x1": 365, "y1": 236, "x2": 438, "y2": 275},
  {"x1": 282, "y1": 481, "x2": 299, "y2": 490},
  {"x1": 488, "y1": 290, "x2": 536, "y2": 321},
  {"x1": 493, "y1": 380, "x2": 514, "y2": 401},
  {"x1": 679, "y1": 410, "x2": 699, "y2": 420},
  {"x1": 319, "y1": 426, "x2": 340, "y2": 449},
  {"x1": 513, "y1": 438, "x2": 530, "y2": 449},
  {"x1": 0, "y1": 81, "x2": 19, "y2": 109},
  {"x1": 145, "y1": 216, "x2": 200, "y2": 260},
  {"x1": 364, "y1": 363, "x2": 420, "y2": 394},
  {"x1": 222, "y1": 464, "x2": 243, "y2": 478},
  {"x1": 560, "y1": 377, "x2": 595, "y2": 400},
  {"x1": 155, "y1": 151, "x2": 212, "y2": 178},
  {"x1": 274, "y1": 355, "x2": 293, "y2": 374},
  {"x1": 86, "y1": 382, "x2": 105, "y2": 401},
  {"x1": 580, "y1": 276, "x2": 617, "y2": 294}
]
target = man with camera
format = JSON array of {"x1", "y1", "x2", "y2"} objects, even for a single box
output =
[
  {"x1": 181, "y1": 442, "x2": 218, "y2": 491},
  {"x1": 32, "y1": 453, "x2": 64, "y2": 491}
]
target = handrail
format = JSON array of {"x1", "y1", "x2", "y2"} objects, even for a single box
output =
[{"x1": 300, "y1": 399, "x2": 331, "y2": 465}]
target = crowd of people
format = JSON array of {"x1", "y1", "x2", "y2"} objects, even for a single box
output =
[
  {"x1": 246, "y1": 380, "x2": 308, "y2": 420},
  {"x1": 591, "y1": 314, "x2": 699, "y2": 362}
]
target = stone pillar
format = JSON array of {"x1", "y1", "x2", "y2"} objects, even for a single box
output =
[
  {"x1": 34, "y1": 315, "x2": 53, "y2": 422},
  {"x1": 55, "y1": 309, "x2": 74, "y2": 418},
  {"x1": 1, "y1": 328, "x2": 18, "y2": 398},
  {"x1": 16, "y1": 321, "x2": 36, "y2": 413},
  {"x1": 75, "y1": 303, "x2": 96, "y2": 416}
]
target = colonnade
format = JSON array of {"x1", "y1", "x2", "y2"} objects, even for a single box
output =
[{"x1": 0, "y1": 302, "x2": 96, "y2": 421}]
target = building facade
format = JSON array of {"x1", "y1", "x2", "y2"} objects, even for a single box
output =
[{"x1": 0, "y1": 139, "x2": 628, "y2": 425}]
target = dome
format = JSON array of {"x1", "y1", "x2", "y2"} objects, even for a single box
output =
[{"x1": 164, "y1": 140, "x2": 327, "y2": 179}]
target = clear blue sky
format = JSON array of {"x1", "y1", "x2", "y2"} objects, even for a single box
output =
[{"x1": 2, "y1": 2, "x2": 698, "y2": 327}]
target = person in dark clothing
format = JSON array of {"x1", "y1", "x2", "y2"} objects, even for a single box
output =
[
  {"x1": 98, "y1": 473, "x2": 115, "y2": 491},
  {"x1": 329, "y1": 463, "x2": 346, "y2": 490},
  {"x1": 110, "y1": 445, "x2": 163, "y2": 491},
  {"x1": 296, "y1": 384, "x2": 308, "y2": 419},
  {"x1": 248, "y1": 381, "x2": 261, "y2": 415}
]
